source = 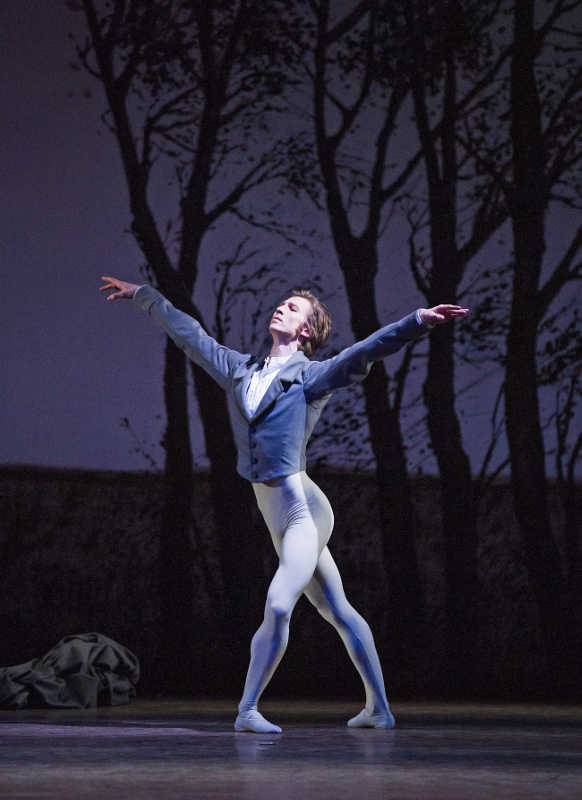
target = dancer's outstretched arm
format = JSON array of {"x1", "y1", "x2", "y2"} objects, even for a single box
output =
[
  {"x1": 303, "y1": 304, "x2": 468, "y2": 400},
  {"x1": 100, "y1": 277, "x2": 248, "y2": 388}
]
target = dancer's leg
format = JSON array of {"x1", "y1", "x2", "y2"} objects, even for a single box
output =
[
  {"x1": 236, "y1": 474, "x2": 322, "y2": 733},
  {"x1": 303, "y1": 548, "x2": 395, "y2": 728},
  {"x1": 236, "y1": 471, "x2": 392, "y2": 731}
]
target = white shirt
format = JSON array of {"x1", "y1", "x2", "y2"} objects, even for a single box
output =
[{"x1": 245, "y1": 354, "x2": 293, "y2": 415}]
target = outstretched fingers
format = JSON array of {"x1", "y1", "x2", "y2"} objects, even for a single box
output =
[
  {"x1": 429, "y1": 304, "x2": 469, "y2": 323},
  {"x1": 99, "y1": 275, "x2": 138, "y2": 301},
  {"x1": 435, "y1": 304, "x2": 469, "y2": 316}
]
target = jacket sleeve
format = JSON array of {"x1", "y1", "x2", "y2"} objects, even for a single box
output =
[
  {"x1": 133, "y1": 285, "x2": 248, "y2": 390},
  {"x1": 303, "y1": 311, "x2": 426, "y2": 401}
]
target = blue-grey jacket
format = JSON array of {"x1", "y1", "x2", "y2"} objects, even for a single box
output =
[{"x1": 134, "y1": 285, "x2": 427, "y2": 482}]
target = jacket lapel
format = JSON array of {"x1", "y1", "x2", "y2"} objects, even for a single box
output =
[
  {"x1": 231, "y1": 359, "x2": 259, "y2": 420},
  {"x1": 250, "y1": 351, "x2": 308, "y2": 421}
]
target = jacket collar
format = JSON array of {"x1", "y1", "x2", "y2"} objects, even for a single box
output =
[{"x1": 232, "y1": 350, "x2": 309, "y2": 421}]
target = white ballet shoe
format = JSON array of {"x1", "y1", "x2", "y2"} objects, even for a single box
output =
[
  {"x1": 234, "y1": 709, "x2": 282, "y2": 734},
  {"x1": 347, "y1": 708, "x2": 395, "y2": 729}
]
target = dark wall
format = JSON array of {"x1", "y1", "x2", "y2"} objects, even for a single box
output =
[{"x1": 0, "y1": 465, "x2": 579, "y2": 700}]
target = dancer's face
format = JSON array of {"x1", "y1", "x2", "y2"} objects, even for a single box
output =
[{"x1": 269, "y1": 296, "x2": 312, "y2": 345}]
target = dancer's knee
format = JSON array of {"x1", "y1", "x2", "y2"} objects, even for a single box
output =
[{"x1": 265, "y1": 593, "x2": 294, "y2": 626}]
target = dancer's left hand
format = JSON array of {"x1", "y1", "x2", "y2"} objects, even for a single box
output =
[{"x1": 419, "y1": 305, "x2": 469, "y2": 326}]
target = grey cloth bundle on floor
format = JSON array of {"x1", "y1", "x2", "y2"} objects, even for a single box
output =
[{"x1": 0, "y1": 632, "x2": 140, "y2": 709}]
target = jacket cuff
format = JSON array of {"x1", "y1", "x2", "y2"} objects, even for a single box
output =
[{"x1": 133, "y1": 284, "x2": 160, "y2": 312}]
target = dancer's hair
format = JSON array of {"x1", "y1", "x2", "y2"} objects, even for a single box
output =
[{"x1": 288, "y1": 287, "x2": 332, "y2": 358}]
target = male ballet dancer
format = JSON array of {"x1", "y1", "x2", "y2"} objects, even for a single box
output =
[{"x1": 100, "y1": 275, "x2": 468, "y2": 732}]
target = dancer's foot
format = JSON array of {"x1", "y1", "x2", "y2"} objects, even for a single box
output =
[
  {"x1": 234, "y1": 709, "x2": 282, "y2": 734},
  {"x1": 347, "y1": 708, "x2": 395, "y2": 729}
]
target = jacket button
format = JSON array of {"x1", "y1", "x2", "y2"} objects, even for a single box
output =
[
  {"x1": 250, "y1": 441, "x2": 257, "y2": 449},
  {"x1": 251, "y1": 458, "x2": 258, "y2": 465}
]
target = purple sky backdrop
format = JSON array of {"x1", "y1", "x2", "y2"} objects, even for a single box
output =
[{"x1": 1, "y1": 1, "x2": 579, "y2": 477}]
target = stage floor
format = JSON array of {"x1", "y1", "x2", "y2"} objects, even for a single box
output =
[{"x1": 1, "y1": 699, "x2": 582, "y2": 799}]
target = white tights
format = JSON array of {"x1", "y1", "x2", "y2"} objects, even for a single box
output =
[{"x1": 235, "y1": 471, "x2": 394, "y2": 732}]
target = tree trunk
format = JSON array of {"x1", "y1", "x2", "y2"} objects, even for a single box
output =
[
  {"x1": 158, "y1": 338, "x2": 196, "y2": 692},
  {"x1": 159, "y1": 336, "x2": 264, "y2": 693},
  {"x1": 505, "y1": 0, "x2": 567, "y2": 685},
  {"x1": 340, "y1": 241, "x2": 424, "y2": 691},
  {"x1": 310, "y1": 0, "x2": 424, "y2": 690},
  {"x1": 395, "y1": 8, "x2": 481, "y2": 691},
  {"x1": 408, "y1": 30, "x2": 479, "y2": 695},
  {"x1": 156, "y1": 277, "x2": 266, "y2": 689},
  {"x1": 188, "y1": 360, "x2": 266, "y2": 683},
  {"x1": 505, "y1": 314, "x2": 567, "y2": 675},
  {"x1": 424, "y1": 177, "x2": 477, "y2": 696},
  {"x1": 423, "y1": 321, "x2": 477, "y2": 695}
]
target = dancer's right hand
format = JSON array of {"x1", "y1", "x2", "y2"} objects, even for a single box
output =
[{"x1": 100, "y1": 276, "x2": 141, "y2": 301}]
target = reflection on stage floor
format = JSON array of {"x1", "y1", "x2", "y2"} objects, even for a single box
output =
[{"x1": 1, "y1": 699, "x2": 581, "y2": 798}]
